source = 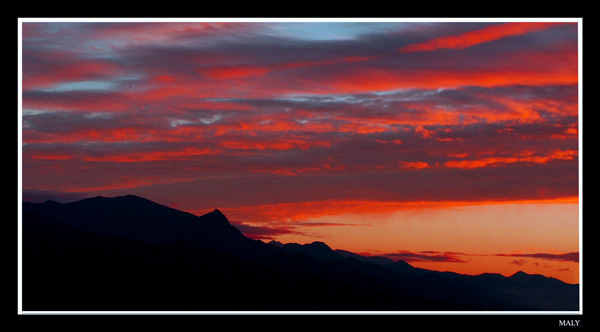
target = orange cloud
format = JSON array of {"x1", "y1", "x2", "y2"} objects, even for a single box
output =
[
  {"x1": 216, "y1": 196, "x2": 579, "y2": 225},
  {"x1": 397, "y1": 161, "x2": 430, "y2": 170},
  {"x1": 548, "y1": 149, "x2": 578, "y2": 160},
  {"x1": 442, "y1": 149, "x2": 578, "y2": 169},
  {"x1": 443, "y1": 156, "x2": 520, "y2": 169},
  {"x1": 224, "y1": 200, "x2": 450, "y2": 224}
]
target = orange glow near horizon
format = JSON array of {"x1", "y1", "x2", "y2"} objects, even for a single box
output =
[{"x1": 221, "y1": 199, "x2": 579, "y2": 284}]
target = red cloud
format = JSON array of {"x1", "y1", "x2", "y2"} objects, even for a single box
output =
[
  {"x1": 199, "y1": 65, "x2": 271, "y2": 79},
  {"x1": 442, "y1": 149, "x2": 578, "y2": 169},
  {"x1": 82, "y1": 147, "x2": 221, "y2": 162},
  {"x1": 219, "y1": 137, "x2": 331, "y2": 151},
  {"x1": 22, "y1": 51, "x2": 120, "y2": 91},
  {"x1": 397, "y1": 161, "x2": 430, "y2": 170},
  {"x1": 326, "y1": 66, "x2": 577, "y2": 94},
  {"x1": 399, "y1": 22, "x2": 568, "y2": 53}
]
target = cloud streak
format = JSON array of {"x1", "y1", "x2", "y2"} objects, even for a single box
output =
[
  {"x1": 496, "y1": 252, "x2": 579, "y2": 263},
  {"x1": 398, "y1": 22, "x2": 567, "y2": 53},
  {"x1": 380, "y1": 250, "x2": 579, "y2": 264},
  {"x1": 383, "y1": 251, "x2": 471, "y2": 263}
]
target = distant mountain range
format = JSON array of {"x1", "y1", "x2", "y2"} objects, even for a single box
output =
[{"x1": 21, "y1": 195, "x2": 579, "y2": 311}]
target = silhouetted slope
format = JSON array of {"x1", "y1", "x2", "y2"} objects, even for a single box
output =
[
  {"x1": 506, "y1": 271, "x2": 580, "y2": 310},
  {"x1": 22, "y1": 195, "x2": 579, "y2": 311},
  {"x1": 334, "y1": 249, "x2": 395, "y2": 266},
  {"x1": 24, "y1": 195, "x2": 248, "y2": 250}
]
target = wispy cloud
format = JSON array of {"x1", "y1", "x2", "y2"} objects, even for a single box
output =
[
  {"x1": 399, "y1": 22, "x2": 567, "y2": 53},
  {"x1": 495, "y1": 252, "x2": 579, "y2": 263},
  {"x1": 381, "y1": 250, "x2": 579, "y2": 264},
  {"x1": 383, "y1": 250, "x2": 471, "y2": 263}
]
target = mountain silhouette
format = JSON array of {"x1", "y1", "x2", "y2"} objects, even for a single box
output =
[
  {"x1": 24, "y1": 195, "x2": 247, "y2": 249},
  {"x1": 334, "y1": 249, "x2": 396, "y2": 266},
  {"x1": 21, "y1": 195, "x2": 579, "y2": 311},
  {"x1": 275, "y1": 241, "x2": 343, "y2": 261}
]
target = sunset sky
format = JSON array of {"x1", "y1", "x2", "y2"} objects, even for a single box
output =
[{"x1": 19, "y1": 19, "x2": 581, "y2": 284}]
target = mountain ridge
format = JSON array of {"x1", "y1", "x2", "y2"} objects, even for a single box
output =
[
  {"x1": 21, "y1": 194, "x2": 579, "y2": 311},
  {"x1": 24, "y1": 194, "x2": 246, "y2": 250}
]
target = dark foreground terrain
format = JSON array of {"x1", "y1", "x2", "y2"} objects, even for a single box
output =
[{"x1": 21, "y1": 195, "x2": 579, "y2": 311}]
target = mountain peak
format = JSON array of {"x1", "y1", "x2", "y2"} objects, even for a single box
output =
[
  {"x1": 211, "y1": 208, "x2": 224, "y2": 215},
  {"x1": 198, "y1": 208, "x2": 231, "y2": 226},
  {"x1": 393, "y1": 259, "x2": 414, "y2": 268},
  {"x1": 308, "y1": 241, "x2": 331, "y2": 249},
  {"x1": 206, "y1": 208, "x2": 227, "y2": 220},
  {"x1": 267, "y1": 240, "x2": 284, "y2": 247},
  {"x1": 24, "y1": 194, "x2": 247, "y2": 250},
  {"x1": 41, "y1": 199, "x2": 61, "y2": 205},
  {"x1": 510, "y1": 270, "x2": 531, "y2": 278}
]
